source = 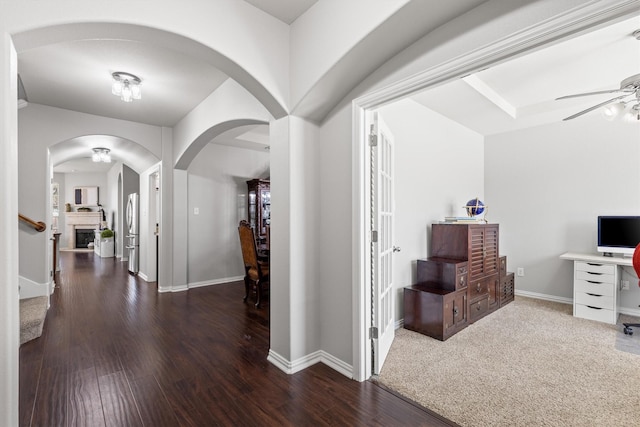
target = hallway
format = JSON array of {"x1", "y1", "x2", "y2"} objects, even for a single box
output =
[{"x1": 19, "y1": 251, "x2": 453, "y2": 426}]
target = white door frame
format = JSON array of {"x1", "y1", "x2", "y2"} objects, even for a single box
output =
[{"x1": 350, "y1": 1, "x2": 639, "y2": 382}]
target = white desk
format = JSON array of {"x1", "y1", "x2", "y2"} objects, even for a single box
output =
[{"x1": 560, "y1": 252, "x2": 632, "y2": 324}]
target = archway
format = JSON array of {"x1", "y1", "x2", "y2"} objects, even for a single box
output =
[{"x1": 48, "y1": 134, "x2": 160, "y2": 284}]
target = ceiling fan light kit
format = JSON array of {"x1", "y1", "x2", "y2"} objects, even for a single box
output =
[
  {"x1": 558, "y1": 73, "x2": 640, "y2": 122},
  {"x1": 601, "y1": 102, "x2": 626, "y2": 120},
  {"x1": 556, "y1": 29, "x2": 640, "y2": 122},
  {"x1": 623, "y1": 105, "x2": 640, "y2": 123}
]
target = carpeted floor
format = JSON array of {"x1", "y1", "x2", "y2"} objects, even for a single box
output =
[{"x1": 378, "y1": 297, "x2": 640, "y2": 427}]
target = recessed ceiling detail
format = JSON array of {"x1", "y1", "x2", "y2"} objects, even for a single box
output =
[{"x1": 410, "y1": 16, "x2": 640, "y2": 135}]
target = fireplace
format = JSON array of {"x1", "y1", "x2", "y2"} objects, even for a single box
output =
[
  {"x1": 75, "y1": 229, "x2": 95, "y2": 248},
  {"x1": 65, "y1": 212, "x2": 101, "y2": 249}
]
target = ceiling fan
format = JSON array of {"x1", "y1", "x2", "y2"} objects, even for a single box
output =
[{"x1": 556, "y1": 73, "x2": 640, "y2": 121}]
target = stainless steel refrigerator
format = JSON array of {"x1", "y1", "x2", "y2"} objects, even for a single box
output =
[{"x1": 126, "y1": 193, "x2": 139, "y2": 274}]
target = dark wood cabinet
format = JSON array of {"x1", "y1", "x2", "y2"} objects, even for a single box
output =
[
  {"x1": 247, "y1": 179, "x2": 270, "y2": 243},
  {"x1": 404, "y1": 283, "x2": 467, "y2": 341},
  {"x1": 404, "y1": 223, "x2": 514, "y2": 341},
  {"x1": 500, "y1": 272, "x2": 515, "y2": 306},
  {"x1": 417, "y1": 258, "x2": 467, "y2": 291},
  {"x1": 431, "y1": 223, "x2": 499, "y2": 281}
]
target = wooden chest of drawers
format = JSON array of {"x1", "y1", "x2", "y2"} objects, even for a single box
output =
[{"x1": 403, "y1": 223, "x2": 514, "y2": 340}]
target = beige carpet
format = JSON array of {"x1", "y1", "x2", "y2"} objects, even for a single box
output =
[
  {"x1": 378, "y1": 297, "x2": 640, "y2": 427},
  {"x1": 20, "y1": 296, "x2": 48, "y2": 345}
]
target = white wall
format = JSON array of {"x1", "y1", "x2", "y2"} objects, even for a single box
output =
[
  {"x1": 485, "y1": 118, "x2": 640, "y2": 312},
  {"x1": 106, "y1": 163, "x2": 122, "y2": 256},
  {"x1": 187, "y1": 143, "x2": 269, "y2": 286},
  {"x1": 0, "y1": 33, "x2": 19, "y2": 426},
  {"x1": 317, "y1": 106, "x2": 353, "y2": 364},
  {"x1": 139, "y1": 165, "x2": 160, "y2": 282},
  {"x1": 379, "y1": 99, "x2": 484, "y2": 322},
  {"x1": 267, "y1": 115, "x2": 322, "y2": 368}
]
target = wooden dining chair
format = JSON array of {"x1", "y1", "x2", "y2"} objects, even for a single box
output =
[{"x1": 237, "y1": 220, "x2": 269, "y2": 308}]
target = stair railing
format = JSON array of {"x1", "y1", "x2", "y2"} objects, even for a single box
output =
[{"x1": 18, "y1": 214, "x2": 47, "y2": 232}]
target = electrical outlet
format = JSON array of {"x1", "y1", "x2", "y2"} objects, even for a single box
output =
[
  {"x1": 622, "y1": 280, "x2": 630, "y2": 290},
  {"x1": 517, "y1": 268, "x2": 525, "y2": 277},
  {"x1": 194, "y1": 207, "x2": 199, "y2": 215}
]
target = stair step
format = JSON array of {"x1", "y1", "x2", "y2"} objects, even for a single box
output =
[{"x1": 20, "y1": 296, "x2": 48, "y2": 345}]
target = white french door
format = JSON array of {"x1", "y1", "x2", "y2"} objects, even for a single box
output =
[{"x1": 371, "y1": 112, "x2": 396, "y2": 375}]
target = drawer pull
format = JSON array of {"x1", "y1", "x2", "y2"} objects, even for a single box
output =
[
  {"x1": 586, "y1": 263, "x2": 603, "y2": 266},
  {"x1": 476, "y1": 304, "x2": 481, "y2": 311},
  {"x1": 586, "y1": 272, "x2": 603, "y2": 275},
  {"x1": 586, "y1": 280, "x2": 603, "y2": 284},
  {"x1": 453, "y1": 307, "x2": 459, "y2": 316},
  {"x1": 586, "y1": 293, "x2": 602, "y2": 297},
  {"x1": 586, "y1": 305, "x2": 602, "y2": 310}
]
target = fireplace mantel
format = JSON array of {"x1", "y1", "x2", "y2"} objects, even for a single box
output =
[{"x1": 65, "y1": 212, "x2": 101, "y2": 249}]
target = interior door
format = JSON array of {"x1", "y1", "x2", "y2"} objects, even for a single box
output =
[{"x1": 372, "y1": 112, "x2": 395, "y2": 375}]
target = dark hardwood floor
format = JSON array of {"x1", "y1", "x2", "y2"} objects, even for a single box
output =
[{"x1": 20, "y1": 251, "x2": 455, "y2": 426}]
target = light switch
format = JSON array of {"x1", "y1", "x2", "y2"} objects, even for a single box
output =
[{"x1": 194, "y1": 207, "x2": 199, "y2": 215}]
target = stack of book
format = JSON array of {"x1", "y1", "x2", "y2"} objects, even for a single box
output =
[{"x1": 441, "y1": 216, "x2": 485, "y2": 224}]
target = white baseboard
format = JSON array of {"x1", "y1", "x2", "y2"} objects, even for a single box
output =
[
  {"x1": 158, "y1": 284, "x2": 189, "y2": 293},
  {"x1": 320, "y1": 351, "x2": 353, "y2": 378},
  {"x1": 267, "y1": 349, "x2": 353, "y2": 379},
  {"x1": 619, "y1": 306, "x2": 640, "y2": 317},
  {"x1": 514, "y1": 289, "x2": 573, "y2": 305},
  {"x1": 19, "y1": 276, "x2": 49, "y2": 299},
  {"x1": 188, "y1": 276, "x2": 244, "y2": 289}
]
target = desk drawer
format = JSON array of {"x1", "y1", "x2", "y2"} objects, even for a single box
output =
[
  {"x1": 574, "y1": 279, "x2": 615, "y2": 297},
  {"x1": 575, "y1": 304, "x2": 617, "y2": 324},
  {"x1": 574, "y1": 292, "x2": 614, "y2": 309},
  {"x1": 575, "y1": 262, "x2": 615, "y2": 275},
  {"x1": 575, "y1": 270, "x2": 615, "y2": 284}
]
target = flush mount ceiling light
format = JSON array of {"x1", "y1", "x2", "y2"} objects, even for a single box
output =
[
  {"x1": 111, "y1": 71, "x2": 142, "y2": 103},
  {"x1": 92, "y1": 147, "x2": 111, "y2": 163}
]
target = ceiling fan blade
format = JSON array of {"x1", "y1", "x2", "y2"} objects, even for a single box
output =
[
  {"x1": 562, "y1": 94, "x2": 631, "y2": 121},
  {"x1": 556, "y1": 89, "x2": 630, "y2": 100}
]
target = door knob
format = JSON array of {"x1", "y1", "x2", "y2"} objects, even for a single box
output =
[{"x1": 393, "y1": 246, "x2": 401, "y2": 252}]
